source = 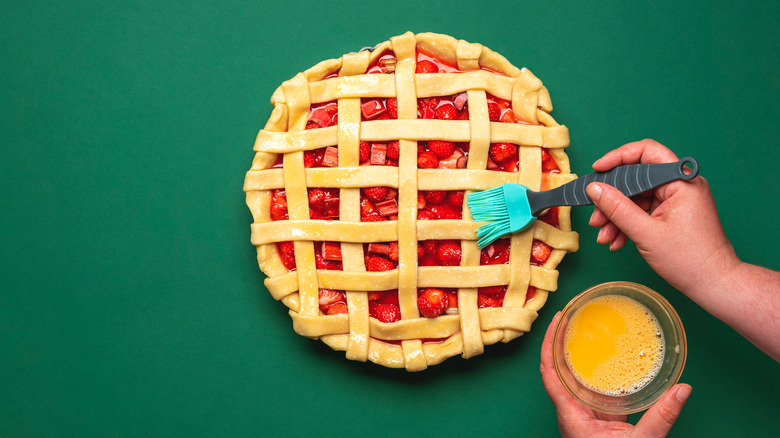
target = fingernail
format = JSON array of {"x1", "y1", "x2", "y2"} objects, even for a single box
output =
[
  {"x1": 586, "y1": 183, "x2": 602, "y2": 202},
  {"x1": 676, "y1": 385, "x2": 692, "y2": 404}
]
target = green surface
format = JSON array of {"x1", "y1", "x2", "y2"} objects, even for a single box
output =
[{"x1": 2, "y1": 1, "x2": 778, "y2": 436}]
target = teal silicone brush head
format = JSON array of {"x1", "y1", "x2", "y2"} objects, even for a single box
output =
[{"x1": 467, "y1": 184, "x2": 535, "y2": 248}]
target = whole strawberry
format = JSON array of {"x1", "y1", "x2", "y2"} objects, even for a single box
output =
[
  {"x1": 489, "y1": 142, "x2": 517, "y2": 163},
  {"x1": 363, "y1": 186, "x2": 389, "y2": 202},
  {"x1": 436, "y1": 241, "x2": 462, "y2": 266},
  {"x1": 416, "y1": 60, "x2": 439, "y2": 73},
  {"x1": 366, "y1": 256, "x2": 395, "y2": 272},
  {"x1": 428, "y1": 140, "x2": 455, "y2": 159},
  {"x1": 435, "y1": 104, "x2": 458, "y2": 120},
  {"x1": 418, "y1": 288, "x2": 448, "y2": 318},
  {"x1": 372, "y1": 303, "x2": 401, "y2": 323},
  {"x1": 417, "y1": 151, "x2": 439, "y2": 169}
]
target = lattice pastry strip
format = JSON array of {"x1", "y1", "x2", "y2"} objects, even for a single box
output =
[{"x1": 244, "y1": 32, "x2": 579, "y2": 371}]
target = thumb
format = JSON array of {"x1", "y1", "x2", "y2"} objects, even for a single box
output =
[
  {"x1": 634, "y1": 384, "x2": 692, "y2": 437},
  {"x1": 586, "y1": 182, "x2": 653, "y2": 241}
]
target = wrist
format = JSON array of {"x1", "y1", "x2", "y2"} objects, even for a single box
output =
[{"x1": 685, "y1": 242, "x2": 741, "y2": 316}]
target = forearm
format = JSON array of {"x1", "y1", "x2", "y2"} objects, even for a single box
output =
[{"x1": 690, "y1": 258, "x2": 780, "y2": 362}]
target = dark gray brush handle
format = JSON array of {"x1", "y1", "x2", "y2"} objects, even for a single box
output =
[{"x1": 526, "y1": 157, "x2": 699, "y2": 216}]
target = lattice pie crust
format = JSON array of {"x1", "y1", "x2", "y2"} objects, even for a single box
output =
[{"x1": 244, "y1": 32, "x2": 579, "y2": 371}]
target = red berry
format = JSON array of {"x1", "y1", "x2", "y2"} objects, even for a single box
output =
[
  {"x1": 500, "y1": 110, "x2": 516, "y2": 123},
  {"x1": 487, "y1": 102, "x2": 501, "y2": 121},
  {"x1": 428, "y1": 140, "x2": 456, "y2": 159},
  {"x1": 429, "y1": 203, "x2": 461, "y2": 219},
  {"x1": 319, "y1": 289, "x2": 346, "y2": 308},
  {"x1": 377, "y1": 290, "x2": 399, "y2": 306},
  {"x1": 418, "y1": 97, "x2": 440, "y2": 110},
  {"x1": 417, "y1": 209, "x2": 437, "y2": 220},
  {"x1": 388, "y1": 242, "x2": 399, "y2": 262},
  {"x1": 419, "y1": 107, "x2": 436, "y2": 119},
  {"x1": 446, "y1": 290, "x2": 458, "y2": 309},
  {"x1": 326, "y1": 302, "x2": 349, "y2": 315},
  {"x1": 372, "y1": 303, "x2": 401, "y2": 323},
  {"x1": 362, "y1": 186, "x2": 389, "y2": 202},
  {"x1": 279, "y1": 251, "x2": 296, "y2": 270},
  {"x1": 416, "y1": 60, "x2": 438, "y2": 73},
  {"x1": 359, "y1": 141, "x2": 371, "y2": 163},
  {"x1": 422, "y1": 240, "x2": 437, "y2": 255},
  {"x1": 423, "y1": 190, "x2": 447, "y2": 204},
  {"x1": 435, "y1": 104, "x2": 458, "y2": 120},
  {"x1": 387, "y1": 98, "x2": 398, "y2": 119},
  {"x1": 323, "y1": 102, "x2": 338, "y2": 115},
  {"x1": 531, "y1": 240, "x2": 552, "y2": 265},
  {"x1": 304, "y1": 148, "x2": 325, "y2": 168},
  {"x1": 417, "y1": 288, "x2": 448, "y2": 318},
  {"x1": 542, "y1": 148, "x2": 559, "y2": 171},
  {"x1": 386, "y1": 141, "x2": 400, "y2": 160},
  {"x1": 270, "y1": 190, "x2": 288, "y2": 220},
  {"x1": 360, "y1": 197, "x2": 379, "y2": 218},
  {"x1": 417, "y1": 151, "x2": 438, "y2": 169},
  {"x1": 366, "y1": 256, "x2": 395, "y2": 272},
  {"x1": 436, "y1": 241, "x2": 462, "y2": 266},
  {"x1": 478, "y1": 292, "x2": 505, "y2": 308},
  {"x1": 489, "y1": 142, "x2": 517, "y2": 163},
  {"x1": 419, "y1": 255, "x2": 437, "y2": 266},
  {"x1": 277, "y1": 241, "x2": 295, "y2": 255},
  {"x1": 446, "y1": 190, "x2": 465, "y2": 208},
  {"x1": 308, "y1": 188, "x2": 327, "y2": 212},
  {"x1": 479, "y1": 286, "x2": 506, "y2": 296},
  {"x1": 480, "y1": 239, "x2": 510, "y2": 265},
  {"x1": 368, "y1": 291, "x2": 384, "y2": 301}
]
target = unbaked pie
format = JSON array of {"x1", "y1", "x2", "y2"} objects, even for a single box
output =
[{"x1": 244, "y1": 32, "x2": 579, "y2": 371}]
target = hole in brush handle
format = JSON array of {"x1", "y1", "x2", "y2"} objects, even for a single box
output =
[{"x1": 678, "y1": 157, "x2": 699, "y2": 180}]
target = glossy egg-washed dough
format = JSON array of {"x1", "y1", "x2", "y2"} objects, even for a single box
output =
[{"x1": 244, "y1": 32, "x2": 579, "y2": 371}]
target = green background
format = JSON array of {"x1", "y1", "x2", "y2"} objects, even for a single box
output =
[{"x1": 2, "y1": 0, "x2": 778, "y2": 436}]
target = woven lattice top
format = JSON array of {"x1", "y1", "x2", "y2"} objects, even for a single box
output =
[{"x1": 244, "y1": 32, "x2": 579, "y2": 371}]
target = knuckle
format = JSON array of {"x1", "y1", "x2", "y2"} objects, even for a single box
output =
[
  {"x1": 601, "y1": 193, "x2": 629, "y2": 222},
  {"x1": 656, "y1": 404, "x2": 681, "y2": 426}
]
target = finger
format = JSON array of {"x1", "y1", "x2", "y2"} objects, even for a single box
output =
[
  {"x1": 609, "y1": 232, "x2": 628, "y2": 251},
  {"x1": 589, "y1": 207, "x2": 610, "y2": 228},
  {"x1": 592, "y1": 139, "x2": 679, "y2": 172},
  {"x1": 539, "y1": 312, "x2": 560, "y2": 370},
  {"x1": 539, "y1": 313, "x2": 588, "y2": 418},
  {"x1": 596, "y1": 222, "x2": 621, "y2": 246},
  {"x1": 586, "y1": 183, "x2": 654, "y2": 244},
  {"x1": 634, "y1": 384, "x2": 692, "y2": 438}
]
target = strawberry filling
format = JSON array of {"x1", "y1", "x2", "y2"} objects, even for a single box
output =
[{"x1": 270, "y1": 48, "x2": 562, "y2": 328}]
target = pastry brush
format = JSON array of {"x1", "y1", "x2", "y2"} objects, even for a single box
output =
[{"x1": 467, "y1": 157, "x2": 699, "y2": 248}]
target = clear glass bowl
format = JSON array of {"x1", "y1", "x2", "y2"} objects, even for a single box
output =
[{"x1": 552, "y1": 281, "x2": 687, "y2": 415}]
